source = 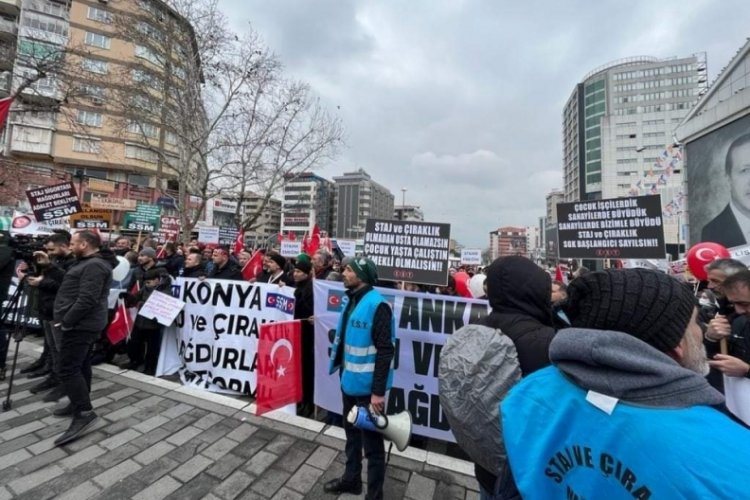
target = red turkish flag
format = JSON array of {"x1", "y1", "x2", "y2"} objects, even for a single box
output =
[
  {"x1": 106, "y1": 298, "x2": 135, "y2": 345},
  {"x1": 287, "y1": 231, "x2": 296, "y2": 241},
  {"x1": 0, "y1": 96, "x2": 12, "y2": 132},
  {"x1": 233, "y1": 228, "x2": 245, "y2": 255},
  {"x1": 256, "y1": 320, "x2": 302, "y2": 416},
  {"x1": 241, "y1": 249, "x2": 264, "y2": 281},
  {"x1": 306, "y1": 224, "x2": 321, "y2": 255}
]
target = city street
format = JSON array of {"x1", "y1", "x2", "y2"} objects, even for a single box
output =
[{"x1": 0, "y1": 339, "x2": 478, "y2": 500}]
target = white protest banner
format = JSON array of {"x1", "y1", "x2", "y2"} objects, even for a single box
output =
[
  {"x1": 724, "y1": 375, "x2": 750, "y2": 426},
  {"x1": 335, "y1": 239, "x2": 357, "y2": 257},
  {"x1": 138, "y1": 290, "x2": 185, "y2": 327},
  {"x1": 156, "y1": 279, "x2": 297, "y2": 396},
  {"x1": 198, "y1": 226, "x2": 220, "y2": 244},
  {"x1": 313, "y1": 280, "x2": 490, "y2": 442},
  {"x1": 460, "y1": 248, "x2": 482, "y2": 265},
  {"x1": 620, "y1": 259, "x2": 669, "y2": 272},
  {"x1": 280, "y1": 240, "x2": 302, "y2": 257}
]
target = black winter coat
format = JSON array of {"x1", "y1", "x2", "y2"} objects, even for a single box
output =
[
  {"x1": 209, "y1": 262, "x2": 243, "y2": 280},
  {"x1": 36, "y1": 264, "x2": 67, "y2": 321},
  {"x1": 53, "y1": 253, "x2": 114, "y2": 332},
  {"x1": 472, "y1": 256, "x2": 557, "y2": 494}
]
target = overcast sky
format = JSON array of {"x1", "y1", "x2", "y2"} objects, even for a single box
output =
[{"x1": 218, "y1": 0, "x2": 749, "y2": 248}]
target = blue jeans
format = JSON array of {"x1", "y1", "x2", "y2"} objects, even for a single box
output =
[{"x1": 342, "y1": 393, "x2": 385, "y2": 500}]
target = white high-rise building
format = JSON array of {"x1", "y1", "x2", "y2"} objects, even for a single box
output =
[{"x1": 562, "y1": 54, "x2": 708, "y2": 251}]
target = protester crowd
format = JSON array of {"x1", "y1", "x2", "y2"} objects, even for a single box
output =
[{"x1": 2, "y1": 228, "x2": 750, "y2": 498}]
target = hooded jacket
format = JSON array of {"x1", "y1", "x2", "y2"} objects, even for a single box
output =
[
  {"x1": 501, "y1": 328, "x2": 750, "y2": 498},
  {"x1": 53, "y1": 252, "x2": 114, "y2": 332},
  {"x1": 473, "y1": 256, "x2": 557, "y2": 493}
]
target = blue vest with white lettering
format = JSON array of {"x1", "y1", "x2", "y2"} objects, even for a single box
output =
[
  {"x1": 501, "y1": 366, "x2": 750, "y2": 499},
  {"x1": 328, "y1": 289, "x2": 395, "y2": 396}
]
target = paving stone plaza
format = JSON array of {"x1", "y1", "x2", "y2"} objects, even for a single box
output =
[{"x1": 0, "y1": 340, "x2": 478, "y2": 500}]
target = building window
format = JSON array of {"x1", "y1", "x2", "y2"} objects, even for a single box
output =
[
  {"x1": 165, "y1": 130, "x2": 178, "y2": 145},
  {"x1": 134, "y1": 45, "x2": 162, "y2": 66},
  {"x1": 77, "y1": 110, "x2": 102, "y2": 127},
  {"x1": 87, "y1": 6, "x2": 112, "y2": 23},
  {"x1": 73, "y1": 136, "x2": 101, "y2": 154},
  {"x1": 81, "y1": 58, "x2": 108, "y2": 74},
  {"x1": 26, "y1": 0, "x2": 68, "y2": 18},
  {"x1": 125, "y1": 144, "x2": 158, "y2": 163},
  {"x1": 128, "y1": 174, "x2": 150, "y2": 187},
  {"x1": 78, "y1": 84, "x2": 105, "y2": 99},
  {"x1": 22, "y1": 12, "x2": 68, "y2": 36},
  {"x1": 128, "y1": 121, "x2": 159, "y2": 139},
  {"x1": 85, "y1": 31, "x2": 112, "y2": 49}
]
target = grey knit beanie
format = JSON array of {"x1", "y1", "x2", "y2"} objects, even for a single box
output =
[{"x1": 565, "y1": 268, "x2": 697, "y2": 352}]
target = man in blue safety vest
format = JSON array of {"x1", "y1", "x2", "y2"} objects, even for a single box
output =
[{"x1": 324, "y1": 257, "x2": 395, "y2": 500}]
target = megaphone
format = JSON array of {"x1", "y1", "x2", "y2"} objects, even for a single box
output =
[{"x1": 346, "y1": 405, "x2": 412, "y2": 452}]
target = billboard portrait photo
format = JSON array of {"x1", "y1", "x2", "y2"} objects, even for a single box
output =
[{"x1": 688, "y1": 113, "x2": 750, "y2": 247}]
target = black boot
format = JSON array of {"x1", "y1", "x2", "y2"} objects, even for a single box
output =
[
  {"x1": 54, "y1": 411, "x2": 98, "y2": 446},
  {"x1": 26, "y1": 367, "x2": 51, "y2": 379},
  {"x1": 30, "y1": 377, "x2": 57, "y2": 394},
  {"x1": 42, "y1": 385, "x2": 66, "y2": 403},
  {"x1": 323, "y1": 478, "x2": 363, "y2": 495},
  {"x1": 53, "y1": 402, "x2": 75, "y2": 417},
  {"x1": 20, "y1": 358, "x2": 46, "y2": 374}
]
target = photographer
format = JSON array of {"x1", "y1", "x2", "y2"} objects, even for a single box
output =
[{"x1": 25, "y1": 245, "x2": 67, "y2": 401}]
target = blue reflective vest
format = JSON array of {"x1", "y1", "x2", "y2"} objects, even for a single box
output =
[
  {"x1": 501, "y1": 366, "x2": 750, "y2": 499},
  {"x1": 328, "y1": 288, "x2": 395, "y2": 396}
]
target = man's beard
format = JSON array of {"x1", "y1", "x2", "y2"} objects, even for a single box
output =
[{"x1": 681, "y1": 329, "x2": 711, "y2": 376}]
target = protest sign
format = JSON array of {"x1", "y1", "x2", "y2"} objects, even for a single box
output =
[
  {"x1": 364, "y1": 219, "x2": 451, "y2": 286},
  {"x1": 156, "y1": 279, "x2": 297, "y2": 395},
  {"x1": 123, "y1": 203, "x2": 161, "y2": 232},
  {"x1": 313, "y1": 280, "x2": 489, "y2": 442},
  {"x1": 198, "y1": 226, "x2": 220, "y2": 244},
  {"x1": 280, "y1": 240, "x2": 302, "y2": 257},
  {"x1": 219, "y1": 226, "x2": 239, "y2": 246},
  {"x1": 25, "y1": 182, "x2": 81, "y2": 221},
  {"x1": 90, "y1": 195, "x2": 137, "y2": 211},
  {"x1": 158, "y1": 215, "x2": 180, "y2": 243},
  {"x1": 460, "y1": 248, "x2": 482, "y2": 265},
  {"x1": 138, "y1": 290, "x2": 185, "y2": 327},
  {"x1": 334, "y1": 239, "x2": 357, "y2": 257},
  {"x1": 557, "y1": 195, "x2": 665, "y2": 259},
  {"x1": 724, "y1": 375, "x2": 750, "y2": 426},
  {"x1": 10, "y1": 211, "x2": 65, "y2": 236},
  {"x1": 69, "y1": 204, "x2": 112, "y2": 230}
]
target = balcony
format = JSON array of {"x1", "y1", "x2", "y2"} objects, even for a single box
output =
[
  {"x1": 0, "y1": 0, "x2": 20, "y2": 17},
  {"x1": 0, "y1": 71, "x2": 10, "y2": 95},
  {"x1": 0, "y1": 17, "x2": 16, "y2": 39},
  {"x1": 0, "y1": 40, "x2": 13, "y2": 70},
  {"x1": 9, "y1": 125, "x2": 53, "y2": 156}
]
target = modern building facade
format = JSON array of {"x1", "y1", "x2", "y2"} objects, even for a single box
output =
[
  {"x1": 489, "y1": 226, "x2": 527, "y2": 261},
  {"x1": 280, "y1": 172, "x2": 334, "y2": 238},
  {"x1": 239, "y1": 193, "x2": 281, "y2": 247},
  {"x1": 393, "y1": 204, "x2": 424, "y2": 221},
  {"x1": 0, "y1": 0, "x2": 198, "y2": 212},
  {"x1": 562, "y1": 54, "x2": 707, "y2": 249},
  {"x1": 333, "y1": 168, "x2": 394, "y2": 239}
]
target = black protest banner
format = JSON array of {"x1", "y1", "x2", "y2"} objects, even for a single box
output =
[
  {"x1": 364, "y1": 219, "x2": 451, "y2": 286},
  {"x1": 556, "y1": 195, "x2": 666, "y2": 259},
  {"x1": 219, "y1": 226, "x2": 239, "y2": 246},
  {"x1": 25, "y1": 182, "x2": 81, "y2": 221}
]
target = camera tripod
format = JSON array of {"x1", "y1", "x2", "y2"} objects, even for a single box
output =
[{"x1": 0, "y1": 277, "x2": 33, "y2": 411}]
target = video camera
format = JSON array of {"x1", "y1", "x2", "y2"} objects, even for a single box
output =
[{"x1": 7, "y1": 235, "x2": 46, "y2": 265}]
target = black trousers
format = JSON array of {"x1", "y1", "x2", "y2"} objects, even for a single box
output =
[
  {"x1": 342, "y1": 393, "x2": 386, "y2": 500},
  {"x1": 127, "y1": 327, "x2": 162, "y2": 375},
  {"x1": 59, "y1": 329, "x2": 98, "y2": 413}
]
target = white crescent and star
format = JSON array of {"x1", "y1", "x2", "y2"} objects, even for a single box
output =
[
  {"x1": 270, "y1": 338, "x2": 293, "y2": 377},
  {"x1": 696, "y1": 248, "x2": 718, "y2": 261}
]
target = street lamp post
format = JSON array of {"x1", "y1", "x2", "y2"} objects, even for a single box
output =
[{"x1": 400, "y1": 188, "x2": 407, "y2": 221}]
